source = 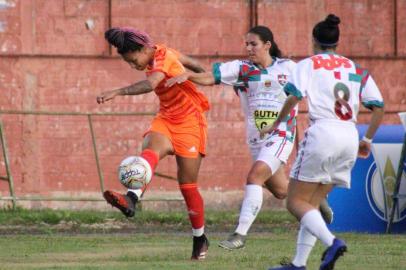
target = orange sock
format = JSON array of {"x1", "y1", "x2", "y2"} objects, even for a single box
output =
[
  {"x1": 139, "y1": 149, "x2": 159, "y2": 194},
  {"x1": 180, "y1": 183, "x2": 205, "y2": 233},
  {"x1": 140, "y1": 149, "x2": 159, "y2": 173}
]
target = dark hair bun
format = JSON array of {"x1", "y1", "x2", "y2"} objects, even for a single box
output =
[
  {"x1": 325, "y1": 14, "x2": 340, "y2": 27},
  {"x1": 105, "y1": 28, "x2": 125, "y2": 50}
]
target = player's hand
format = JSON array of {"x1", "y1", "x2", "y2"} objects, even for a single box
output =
[
  {"x1": 165, "y1": 73, "x2": 189, "y2": 88},
  {"x1": 97, "y1": 90, "x2": 118, "y2": 104},
  {"x1": 358, "y1": 140, "x2": 371, "y2": 159},
  {"x1": 259, "y1": 122, "x2": 278, "y2": 139}
]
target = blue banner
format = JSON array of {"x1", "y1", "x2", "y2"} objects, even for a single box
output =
[{"x1": 328, "y1": 125, "x2": 406, "y2": 233}]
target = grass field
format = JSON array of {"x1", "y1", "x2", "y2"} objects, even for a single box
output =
[{"x1": 0, "y1": 208, "x2": 404, "y2": 270}]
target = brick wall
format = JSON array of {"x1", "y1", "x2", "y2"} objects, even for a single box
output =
[{"x1": 0, "y1": 0, "x2": 405, "y2": 208}]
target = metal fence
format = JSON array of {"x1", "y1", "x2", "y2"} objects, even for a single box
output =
[{"x1": 0, "y1": 110, "x2": 180, "y2": 209}]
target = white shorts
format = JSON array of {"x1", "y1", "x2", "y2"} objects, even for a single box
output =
[
  {"x1": 290, "y1": 119, "x2": 359, "y2": 188},
  {"x1": 250, "y1": 135, "x2": 294, "y2": 174}
]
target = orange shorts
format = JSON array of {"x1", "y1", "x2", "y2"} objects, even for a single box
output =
[{"x1": 144, "y1": 112, "x2": 207, "y2": 158}]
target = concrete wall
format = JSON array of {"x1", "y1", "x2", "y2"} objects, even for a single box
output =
[{"x1": 0, "y1": 0, "x2": 405, "y2": 208}]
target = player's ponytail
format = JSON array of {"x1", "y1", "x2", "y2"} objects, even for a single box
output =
[
  {"x1": 312, "y1": 14, "x2": 341, "y2": 48},
  {"x1": 105, "y1": 27, "x2": 153, "y2": 54},
  {"x1": 248, "y1": 25, "x2": 282, "y2": 58}
]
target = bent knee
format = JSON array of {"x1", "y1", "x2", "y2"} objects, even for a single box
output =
[
  {"x1": 246, "y1": 172, "x2": 267, "y2": 186},
  {"x1": 273, "y1": 190, "x2": 287, "y2": 200},
  {"x1": 264, "y1": 181, "x2": 287, "y2": 200}
]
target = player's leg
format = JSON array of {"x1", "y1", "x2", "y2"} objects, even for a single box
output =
[
  {"x1": 220, "y1": 135, "x2": 291, "y2": 251},
  {"x1": 169, "y1": 112, "x2": 209, "y2": 260},
  {"x1": 268, "y1": 180, "x2": 331, "y2": 270},
  {"x1": 287, "y1": 180, "x2": 347, "y2": 270},
  {"x1": 176, "y1": 154, "x2": 209, "y2": 260},
  {"x1": 308, "y1": 184, "x2": 347, "y2": 270},
  {"x1": 316, "y1": 163, "x2": 356, "y2": 268},
  {"x1": 104, "y1": 130, "x2": 174, "y2": 217},
  {"x1": 264, "y1": 170, "x2": 333, "y2": 224},
  {"x1": 287, "y1": 181, "x2": 333, "y2": 241},
  {"x1": 219, "y1": 156, "x2": 281, "y2": 250},
  {"x1": 264, "y1": 165, "x2": 288, "y2": 199}
]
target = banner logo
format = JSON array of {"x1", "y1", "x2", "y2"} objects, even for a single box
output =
[{"x1": 366, "y1": 144, "x2": 406, "y2": 222}]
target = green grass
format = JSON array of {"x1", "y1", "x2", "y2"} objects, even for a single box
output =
[
  {"x1": 0, "y1": 207, "x2": 295, "y2": 225},
  {"x1": 0, "y1": 208, "x2": 404, "y2": 269},
  {"x1": 0, "y1": 233, "x2": 404, "y2": 270}
]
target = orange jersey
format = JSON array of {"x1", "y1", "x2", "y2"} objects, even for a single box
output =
[{"x1": 146, "y1": 44, "x2": 210, "y2": 123}]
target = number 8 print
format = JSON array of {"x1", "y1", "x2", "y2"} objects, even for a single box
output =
[{"x1": 334, "y1": 82, "x2": 353, "y2": 120}]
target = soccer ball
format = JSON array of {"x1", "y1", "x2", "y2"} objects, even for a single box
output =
[{"x1": 118, "y1": 156, "x2": 152, "y2": 189}]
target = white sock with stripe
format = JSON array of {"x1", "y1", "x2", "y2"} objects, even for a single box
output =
[{"x1": 235, "y1": 184, "x2": 263, "y2": 236}]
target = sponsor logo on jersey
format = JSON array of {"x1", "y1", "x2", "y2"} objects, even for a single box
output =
[
  {"x1": 254, "y1": 110, "x2": 279, "y2": 130},
  {"x1": 311, "y1": 54, "x2": 352, "y2": 70}
]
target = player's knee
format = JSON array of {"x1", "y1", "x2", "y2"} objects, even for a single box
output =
[
  {"x1": 246, "y1": 166, "x2": 269, "y2": 185},
  {"x1": 273, "y1": 190, "x2": 287, "y2": 200},
  {"x1": 246, "y1": 174, "x2": 265, "y2": 186},
  {"x1": 264, "y1": 181, "x2": 286, "y2": 199}
]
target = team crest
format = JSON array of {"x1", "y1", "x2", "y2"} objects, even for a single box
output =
[
  {"x1": 264, "y1": 80, "x2": 272, "y2": 88},
  {"x1": 278, "y1": 74, "x2": 287, "y2": 86}
]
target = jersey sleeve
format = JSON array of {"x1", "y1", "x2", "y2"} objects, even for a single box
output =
[
  {"x1": 360, "y1": 75, "x2": 384, "y2": 109},
  {"x1": 212, "y1": 60, "x2": 241, "y2": 85},
  {"x1": 284, "y1": 59, "x2": 309, "y2": 100},
  {"x1": 147, "y1": 47, "x2": 182, "y2": 77}
]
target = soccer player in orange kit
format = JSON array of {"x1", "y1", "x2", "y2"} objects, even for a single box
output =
[{"x1": 97, "y1": 27, "x2": 210, "y2": 260}]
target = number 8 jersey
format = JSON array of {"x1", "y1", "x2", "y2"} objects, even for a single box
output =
[{"x1": 285, "y1": 53, "x2": 384, "y2": 122}]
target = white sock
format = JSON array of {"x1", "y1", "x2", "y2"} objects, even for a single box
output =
[
  {"x1": 127, "y1": 189, "x2": 142, "y2": 199},
  {"x1": 292, "y1": 225, "x2": 317, "y2": 267},
  {"x1": 301, "y1": 209, "x2": 334, "y2": 247},
  {"x1": 235, "y1": 184, "x2": 263, "y2": 236},
  {"x1": 192, "y1": 226, "x2": 204, "y2": 237}
]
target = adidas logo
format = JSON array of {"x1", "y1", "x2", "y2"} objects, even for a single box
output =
[{"x1": 188, "y1": 146, "x2": 197, "y2": 153}]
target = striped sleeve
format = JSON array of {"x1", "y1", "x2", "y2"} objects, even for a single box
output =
[
  {"x1": 283, "y1": 59, "x2": 310, "y2": 100},
  {"x1": 212, "y1": 60, "x2": 241, "y2": 85},
  {"x1": 361, "y1": 75, "x2": 384, "y2": 110}
]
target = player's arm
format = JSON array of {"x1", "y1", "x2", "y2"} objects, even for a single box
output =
[
  {"x1": 96, "y1": 72, "x2": 164, "y2": 104},
  {"x1": 363, "y1": 106, "x2": 384, "y2": 140},
  {"x1": 165, "y1": 71, "x2": 215, "y2": 87},
  {"x1": 358, "y1": 74, "x2": 385, "y2": 158},
  {"x1": 358, "y1": 105, "x2": 384, "y2": 158},
  {"x1": 259, "y1": 95, "x2": 300, "y2": 138},
  {"x1": 178, "y1": 54, "x2": 206, "y2": 73},
  {"x1": 166, "y1": 60, "x2": 239, "y2": 88}
]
